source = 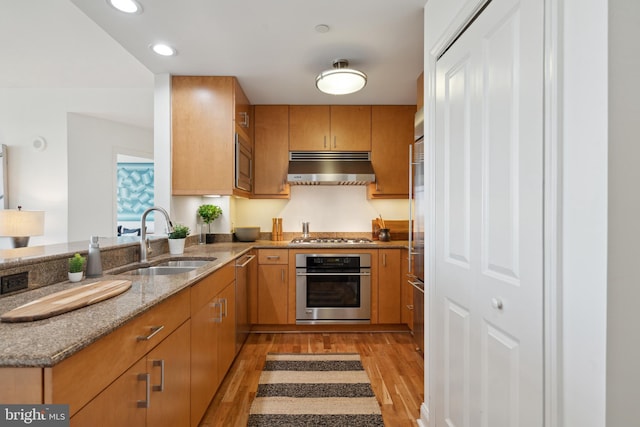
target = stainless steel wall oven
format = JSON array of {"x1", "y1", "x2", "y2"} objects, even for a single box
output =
[{"x1": 295, "y1": 253, "x2": 371, "y2": 324}]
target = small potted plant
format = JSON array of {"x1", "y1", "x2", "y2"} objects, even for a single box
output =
[
  {"x1": 68, "y1": 253, "x2": 86, "y2": 282},
  {"x1": 168, "y1": 224, "x2": 190, "y2": 255},
  {"x1": 197, "y1": 204, "x2": 222, "y2": 244}
]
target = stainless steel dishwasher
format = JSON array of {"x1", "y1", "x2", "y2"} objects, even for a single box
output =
[{"x1": 235, "y1": 253, "x2": 256, "y2": 353}]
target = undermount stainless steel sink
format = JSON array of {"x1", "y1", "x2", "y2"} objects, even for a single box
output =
[
  {"x1": 123, "y1": 259, "x2": 215, "y2": 276},
  {"x1": 128, "y1": 266, "x2": 198, "y2": 276}
]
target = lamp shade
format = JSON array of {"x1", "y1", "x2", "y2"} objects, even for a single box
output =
[
  {"x1": 0, "y1": 209, "x2": 44, "y2": 237},
  {"x1": 316, "y1": 59, "x2": 367, "y2": 95}
]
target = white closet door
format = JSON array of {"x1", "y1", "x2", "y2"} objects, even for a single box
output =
[{"x1": 433, "y1": 0, "x2": 544, "y2": 425}]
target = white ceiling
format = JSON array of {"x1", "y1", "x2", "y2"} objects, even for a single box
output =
[{"x1": 2, "y1": 0, "x2": 424, "y2": 124}]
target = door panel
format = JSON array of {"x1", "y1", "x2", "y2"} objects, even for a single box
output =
[{"x1": 434, "y1": 0, "x2": 543, "y2": 425}]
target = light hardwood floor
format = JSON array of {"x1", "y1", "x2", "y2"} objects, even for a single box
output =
[{"x1": 199, "y1": 331, "x2": 425, "y2": 426}]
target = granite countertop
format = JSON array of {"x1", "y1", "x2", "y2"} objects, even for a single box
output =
[{"x1": 0, "y1": 239, "x2": 409, "y2": 368}]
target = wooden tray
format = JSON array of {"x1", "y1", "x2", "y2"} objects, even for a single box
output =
[{"x1": 1, "y1": 280, "x2": 132, "y2": 323}]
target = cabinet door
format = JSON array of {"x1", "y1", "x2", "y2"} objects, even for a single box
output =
[
  {"x1": 171, "y1": 76, "x2": 235, "y2": 195},
  {"x1": 378, "y1": 249, "x2": 402, "y2": 324},
  {"x1": 217, "y1": 282, "x2": 237, "y2": 379},
  {"x1": 368, "y1": 105, "x2": 415, "y2": 199},
  {"x1": 147, "y1": 321, "x2": 191, "y2": 427},
  {"x1": 254, "y1": 105, "x2": 290, "y2": 197},
  {"x1": 257, "y1": 264, "x2": 288, "y2": 324},
  {"x1": 190, "y1": 297, "x2": 220, "y2": 427},
  {"x1": 234, "y1": 78, "x2": 252, "y2": 137},
  {"x1": 71, "y1": 358, "x2": 147, "y2": 427},
  {"x1": 289, "y1": 105, "x2": 331, "y2": 151},
  {"x1": 330, "y1": 105, "x2": 371, "y2": 151}
]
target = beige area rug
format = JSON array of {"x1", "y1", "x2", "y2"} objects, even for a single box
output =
[{"x1": 248, "y1": 353, "x2": 384, "y2": 426}]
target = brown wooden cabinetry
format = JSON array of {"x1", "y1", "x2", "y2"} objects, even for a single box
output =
[
  {"x1": 289, "y1": 105, "x2": 371, "y2": 151},
  {"x1": 257, "y1": 249, "x2": 289, "y2": 324},
  {"x1": 171, "y1": 76, "x2": 252, "y2": 197},
  {"x1": 368, "y1": 105, "x2": 415, "y2": 199},
  {"x1": 377, "y1": 248, "x2": 402, "y2": 324},
  {"x1": 253, "y1": 105, "x2": 290, "y2": 198},
  {"x1": 72, "y1": 321, "x2": 191, "y2": 427},
  {"x1": 190, "y1": 261, "x2": 236, "y2": 427}
]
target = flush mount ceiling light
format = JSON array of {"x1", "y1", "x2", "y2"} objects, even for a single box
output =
[
  {"x1": 315, "y1": 59, "x2": 367, "y2": 95},
  {"x1": 107, "y1": 0, "x2": 143, "y2": 14},
  {"x1": 150, "y1": 43, "x2": 177, "y2": 56}
]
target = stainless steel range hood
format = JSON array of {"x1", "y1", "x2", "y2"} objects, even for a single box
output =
[{"x1": 287, "y1": 151, "x2": 376, "y2": 185}]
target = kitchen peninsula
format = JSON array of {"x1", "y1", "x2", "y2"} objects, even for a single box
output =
[{"x1": 0, "y1": 235, "x2": 411, "y2": 426}]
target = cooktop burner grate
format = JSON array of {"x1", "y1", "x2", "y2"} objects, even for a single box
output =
[{"x1": 290, "y1": 237, "x2": 374, "y2": 244}]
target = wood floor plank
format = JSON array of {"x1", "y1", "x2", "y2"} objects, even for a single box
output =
[{"x1": 199, "y1": 332, "x2": 424, "y2": 427}]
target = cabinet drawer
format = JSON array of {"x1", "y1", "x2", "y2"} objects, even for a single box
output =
[
  {"x1": 258, "y1": 249, "x2": 288, "y2": 265},
  {"x1": 50, "y1": 289, "x2": 190, "y2": 417},
  {"x1": 191, "y1": 261, "x2": 235, "y2": 313}
]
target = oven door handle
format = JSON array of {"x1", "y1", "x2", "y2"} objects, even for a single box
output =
[{"x1": 296, "y1": 272, "x2": 371, "y2": 277}]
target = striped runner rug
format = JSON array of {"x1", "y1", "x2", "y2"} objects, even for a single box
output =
[{"x1": 248, "y1": 353, "x2": 384, "y2": 426}]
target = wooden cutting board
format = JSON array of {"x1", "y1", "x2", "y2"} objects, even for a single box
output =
[{"x1": 1, "y1": 279, "x2": 132, "y2": 323}]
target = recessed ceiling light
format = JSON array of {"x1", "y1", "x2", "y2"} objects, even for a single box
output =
[
  {"x1": 107, "y1": 0, "x2": 143, "y2": 14},
  {"x1": 150, "y1": 43, "x2": 177, "y2": 57}
]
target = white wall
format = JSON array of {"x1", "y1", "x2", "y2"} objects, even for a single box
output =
[
  {"x1": 67, "y1": 113, "x2": 153, "y2": 242},
  {"x1": 234, "y1": 186, "x2": 408, "y2": 234},
  {"x1": 561, "y1": 0, "x2": 608, "y2": 425},
  {"x1": 0, "y1": 88, "x2": 153, "y2": 247},
  {"x1": 606, "y1": 1, "x2": 640, "y2": 425}
]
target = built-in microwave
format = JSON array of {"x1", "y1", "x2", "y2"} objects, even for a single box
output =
[{"x1": 235, "y1": 132, "x2": 252, "y2": 192}]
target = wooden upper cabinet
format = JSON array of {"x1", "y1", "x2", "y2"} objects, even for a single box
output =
[
  {"x1": 368, "y1": 105, "x2": 415, "y2": 199},
  {"x1": 330, "y1": 105, "x2": 371, "y2": 151},
  {"x1": 288, "y1": 105, "x2": 330, "y2": 151},
  {"x1": 234, "y1": 81, "x2": 252, "y2": 140},
  {"x1": 171, "y1": 76, "x2": 251, "y2": 197},
  {"x1": 289, "y1": 105, "x2": 371, "y2": 151},
  {"x1": 253, "y1": 105, "x2": 290, "y2": 198}
]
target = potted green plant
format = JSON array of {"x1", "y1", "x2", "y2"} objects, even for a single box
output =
[
  {"x1": 197, "y1": 204, "x2": 222, "y2": 244},
  {"x1": 168, "y1": 224, "x2": 190, "y2": 255},
  {"x1": 68, "y1": 253, "x2": 86, "y2": 282}
]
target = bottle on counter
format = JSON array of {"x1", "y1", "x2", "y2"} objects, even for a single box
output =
[{"x1": 86, "y1": 235, "x2": 103, "y2": 277}]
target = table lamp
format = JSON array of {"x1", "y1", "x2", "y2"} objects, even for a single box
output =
[{"x1": 0, "y1": 206, "x2": 45, "y2": 248}]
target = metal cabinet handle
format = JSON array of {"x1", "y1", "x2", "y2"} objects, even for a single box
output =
[
  {"x1": 266, "y1": 255, "x2": 280, "y2": 260},
  {"x1": 222, "y1": 298, "x2": 228, "y2": 318},
  {"x1": 137, "y1": 373, "x2": 150, "y2": 408},
  {"x1": 333, "y1": 136, "x2": 337, "y2": 148},
  {"x1": 406, "y1": 304, "x2": 414, "y2": 311},
  {"x1": 236, "y1": 254, "x2": 256, "y2": 268},
  {"x1": 151, "y1": 360, "x2": 165, "y2": 392},
  {"x1": 137, "y1": 325, "x2": 164, "y2": 341},
  {"x1": 383, "y1": 253, "x2": 387, "y2": 267},
  {"x1": 281, "y1": 268, "x2": 285, "y2": 282},
  {"x1": 211, "y1": 301, "x2": 223, "y2": 323},
  {"x1": 239, "y1": 111, "x2": 249, "y2": 128},
  {"x1": 323, "y1": 136, "x2": 327, "y2": 148}
]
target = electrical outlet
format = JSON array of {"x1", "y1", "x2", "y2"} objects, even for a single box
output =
[{"x1": 1, "y1": 272, "x2": 28, "y2": 295}]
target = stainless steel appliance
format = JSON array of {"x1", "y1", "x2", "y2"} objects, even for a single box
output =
[
  {"x1": 290, "y1": 237, "x2": 373, "y2": 244},
  {"x1": 295, "y1": 253, "x2": 371, "y2": 323},
  {"x1": 287, "y1": 151, "x2": 376, "y2": 185},
  {"x1": 235, "y1": 132, "x2": 252, "y2": 191},
  {"x1": 409, "y1": 107, "x2": 425, "y2": 353}
]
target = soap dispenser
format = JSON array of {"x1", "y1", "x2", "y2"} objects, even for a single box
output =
[{"x1": 86, "y1": 236, "x2": 103, "y2": 277}]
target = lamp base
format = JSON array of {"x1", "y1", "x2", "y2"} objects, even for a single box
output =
[{"x1": 10, "y1": 236, "x2": 30, "y2": 248}]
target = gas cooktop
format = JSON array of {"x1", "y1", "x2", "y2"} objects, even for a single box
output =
[{"x1": 289, "y1": 237, "x2": 374, "y2": 244}]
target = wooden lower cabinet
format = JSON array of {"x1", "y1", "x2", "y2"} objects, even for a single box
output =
[
  {"x1": 71, "y1": 320, "x2": 191, "y2": 427},
  {"x1": 377, "y1": 249, "x2": 402, "y2": 324},
  {"x1": 190, "y1": 262, "x2": 237, "y2": 427},
  {"x1": 257, "y1": 249, "x2": 289, "y2": 324}
]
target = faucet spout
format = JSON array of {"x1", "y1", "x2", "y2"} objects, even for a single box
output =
[{"x1": 140, "y1": 206, "x2": 174, "y2": 264}]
